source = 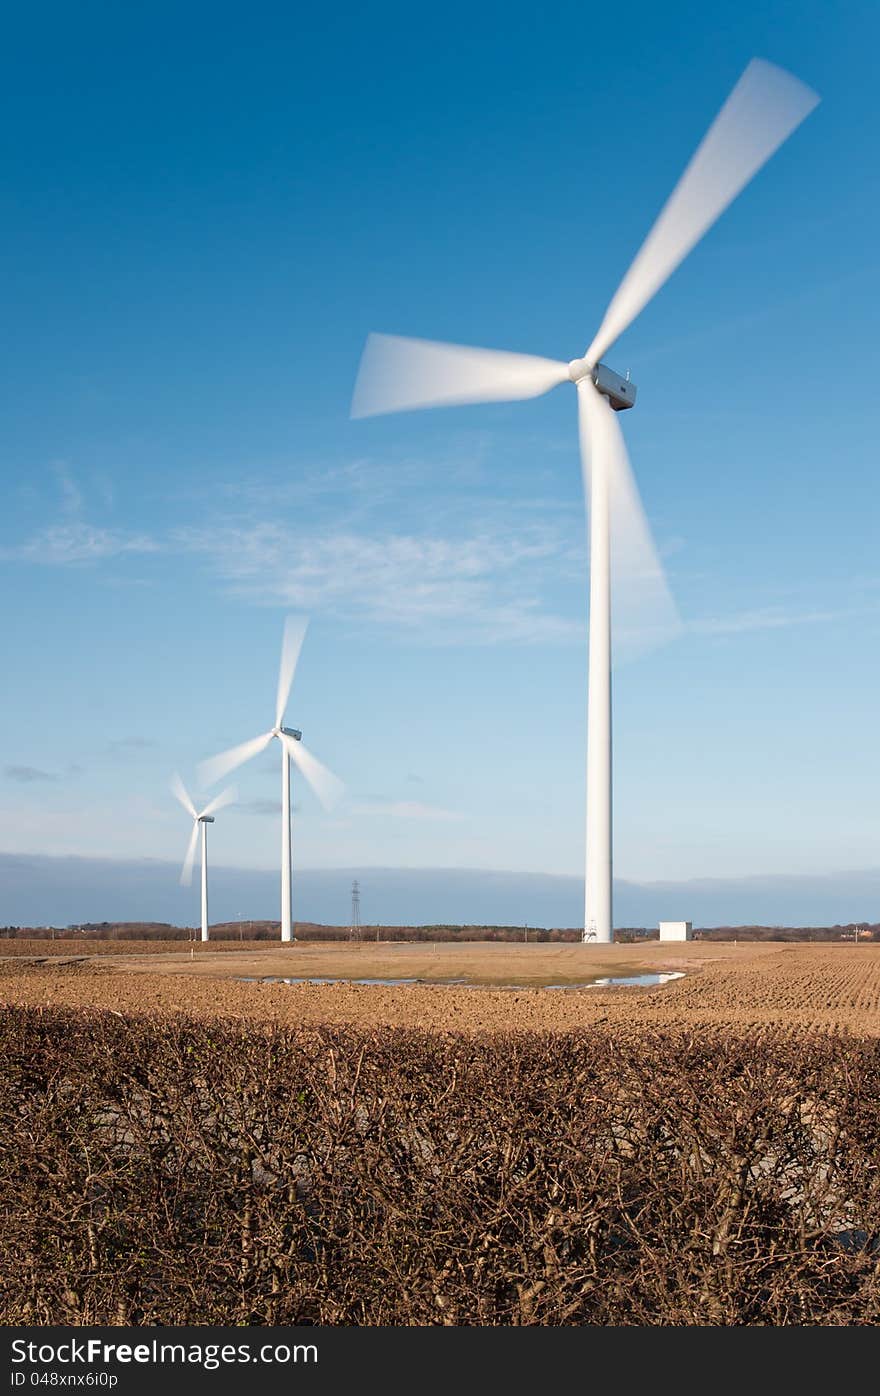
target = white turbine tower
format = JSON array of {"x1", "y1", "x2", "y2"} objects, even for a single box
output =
[
  {"x1": 171, "y1": 774, "x2": 236, "y2": 942},
  {"x1": 198, "y1": 617, "x2": 344, "y2": 943},
  {"x1": 351, "y1": 58, "x2": 819, "y2": 945}
]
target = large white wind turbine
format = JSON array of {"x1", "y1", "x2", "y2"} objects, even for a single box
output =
[
  {"x1": 198, "y1": 617, "x2": 344, "y2": 942},
  {"x1": 351, "y1": 58, "x2": 819, "y2": 944},
  {"x1": 171, "y1": 774, "x2": 236, "y2": 942}
]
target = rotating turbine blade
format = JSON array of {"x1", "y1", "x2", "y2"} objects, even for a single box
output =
[
  {"x1": 577, "y1": 383, "x2": 681, "y2": 663},
  {"x1": 198, "y1": 731, "x2": 274, "y2": 788},
  {"x1": 199, "y1": 784, "x2": 237, "y2": 820},
  {"x1": 585, "y1": 58, "x2": 819, "y2": 365},
  {"x1": 170, "y1": 771, "x2": 197, "y2": 819},
  {"x1": 275, "y1": 615, "x2": 308, "y2": 730},
  {"x1": 280, "y1": 732, "x2": 344, "y2": 812},
  {"x1": 351, "y1": 332, "x2": 570, "y2": 418},
  {"x1": 180, "y1": 821, "x2": 199, "y2": 887}
]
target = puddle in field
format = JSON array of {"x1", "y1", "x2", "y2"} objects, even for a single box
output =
[
  {"x1": 570, "y1": 971, "x2": 685, "y2": 989},
  {"x1": 237, "y1": 971, "x2": 685, "y2": 990}
]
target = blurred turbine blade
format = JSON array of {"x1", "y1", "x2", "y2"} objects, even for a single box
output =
[
  {"x1": 585, "y1": 58, "x2": 819, "y2": 364},
  {"x1": 199, "y1": 784, "x2": 237, "y2": 820},
  {"x1": 351, "y1": 332, "x2": 570, "y2": 418},
  {"x1": 577, "y1": 383, "x2": 681, "y2": 663},
  {"x1": 198, "y1": 731, "x2": 274, "y2": 787},
  {"x1": 275, "y1": 615, "x2": 308, "y2": 729},
  {"x1": 180, "y1": 822, "x2": 199, "y2": 887},
  {"x1": 280, "y1": 732, "x2": 344, "y2": 812},
  {"x1": 170, "y1": 771, "x2": 197, "y2": 819}
]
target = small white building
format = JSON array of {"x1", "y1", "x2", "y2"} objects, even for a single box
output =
[{"x1": 659, "y1": 920, "x2": 693, "y2": 941}]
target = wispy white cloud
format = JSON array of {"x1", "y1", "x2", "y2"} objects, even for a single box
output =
[
  {"x1": 689, "y1": 604, "x2": 847, "y2": 637},
  {"x1": 53, "y1": 461, "x2": 85, "y2": 517},
  {"x1": 1, "y1": 462, "x2": 160, "y2": 565},
  {"x1": 10, "y1": 504, "x2": 862, "y2": 653},
  {"x1": 0, "y1": 522, "x2": 160, "y2": 565},
  {"x1": 173, "y1": 521, "x2": 583, "y2": 644},
  {"x1": 212, "y1": 440, "x2": 498, "y2": 514},
  {"x1": 4, "y1": 455, "x2": 692, "y2": 651}
]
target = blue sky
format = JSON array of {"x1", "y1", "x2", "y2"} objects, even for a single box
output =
[{"x1": 1, "y1": 1, "x2": 878, "y2": 923}]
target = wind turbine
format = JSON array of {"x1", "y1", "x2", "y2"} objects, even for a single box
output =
[
  {"x1": 351, "y1": 58, "x2": 819, "y2": 945},
  {"x1": 171, "y1": 774, "x2": 236, "y2": 942},
  {"x1": 198, "y1": 617, "x2": 344, "y2": 942}
]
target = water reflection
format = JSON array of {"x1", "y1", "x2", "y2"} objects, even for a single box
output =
[
  {"x1": 237, "y1": 971, "x2": 685, "y2": 990},
  {"x1": 567, "y1": 971, "x2": 685, "y2": 989}
]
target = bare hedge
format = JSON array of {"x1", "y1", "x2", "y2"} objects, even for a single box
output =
[{"x1": 2, "y1": 1007, "x2": 879, "y2": 1325}]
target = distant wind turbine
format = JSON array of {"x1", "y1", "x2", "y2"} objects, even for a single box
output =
[
  {"x1": 351, "y1": 57, "x2": 819, "y2": 944},
  {"x1": 198, "y1": 617, "x2": 344, "y2": 942},
  {"x1": 170, "y1": 773, "x2": 236, "y2": 942}
]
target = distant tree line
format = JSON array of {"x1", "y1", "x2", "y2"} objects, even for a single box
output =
[{"x1": 1, "y1": 921, "x2": 877, "y2": 942}]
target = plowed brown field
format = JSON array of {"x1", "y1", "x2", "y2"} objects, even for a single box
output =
[{"x1": 3, "y1": 939, "x2": 880, "y2": 1035}]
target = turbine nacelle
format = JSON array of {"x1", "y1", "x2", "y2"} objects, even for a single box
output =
[
  {"x1": 568, "y1": 358, "x2": 637, "y2": 411},
  {"x1": 198, "y1": 815, "x2": 215, "y2": 823},
  {"x1": 281, "y1": 726, "x2": 302, "y2": 741}
]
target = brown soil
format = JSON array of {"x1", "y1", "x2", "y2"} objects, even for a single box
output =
[{"x1": 3, "y1": 939, "x2": 880, "y2": 1035}]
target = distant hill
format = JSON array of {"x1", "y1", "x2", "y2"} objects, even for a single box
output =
[{"x1": 3, "y1": 851, "x2": 880, "y2": 932}]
